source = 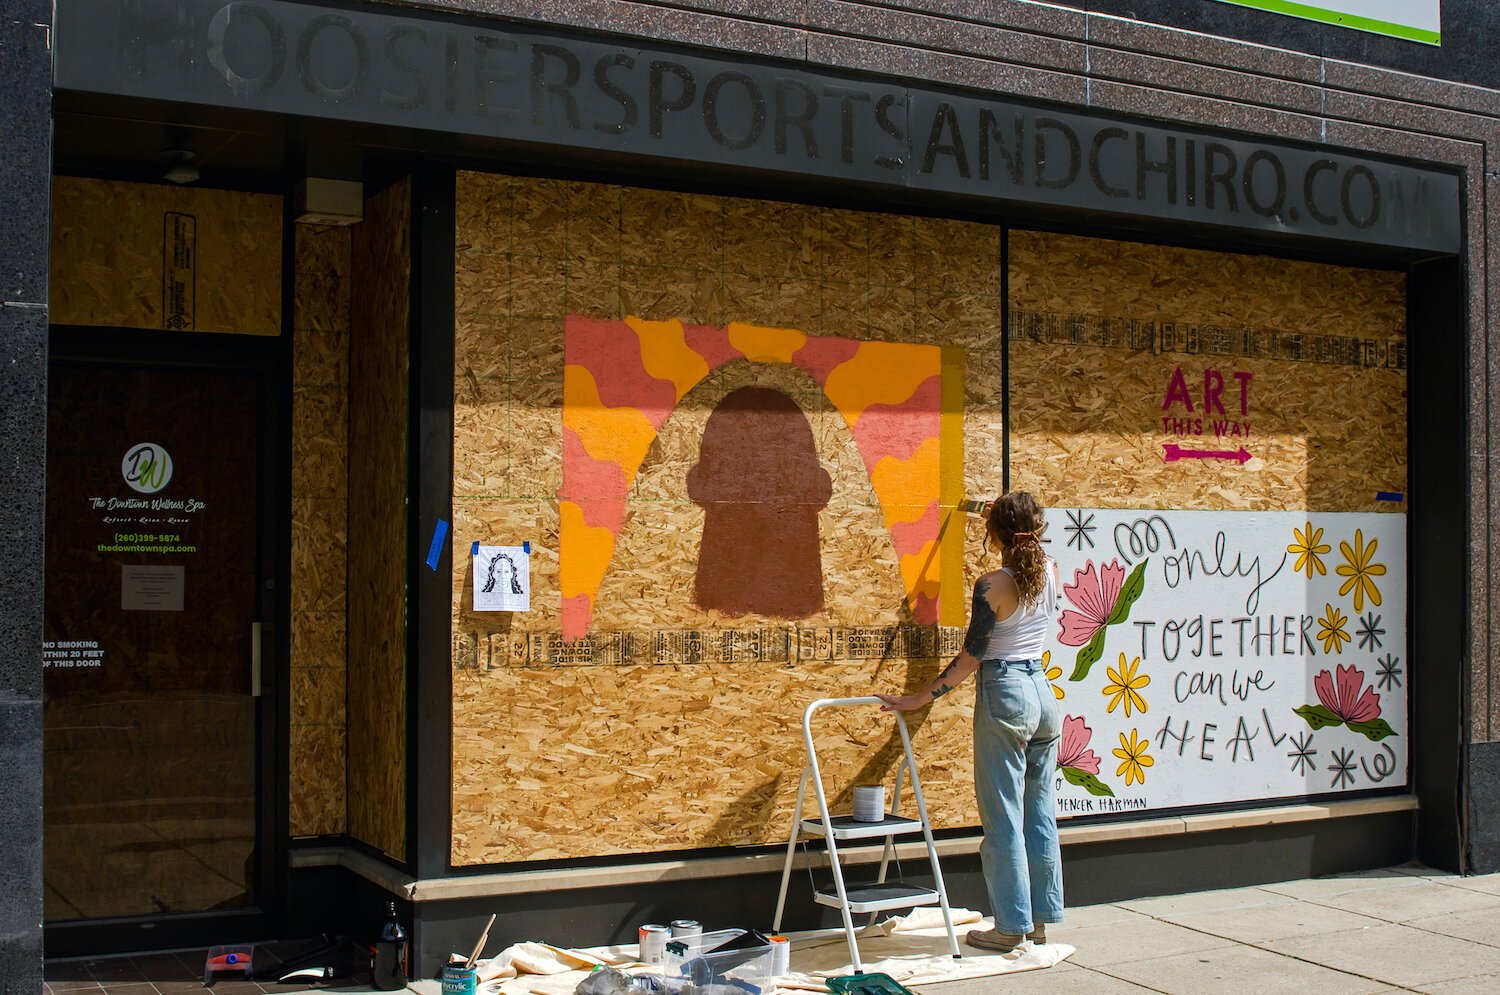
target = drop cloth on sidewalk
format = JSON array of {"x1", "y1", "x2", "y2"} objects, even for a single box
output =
[{"x1": 468, "y1": 908, "x2": 1072, "y2": 995}]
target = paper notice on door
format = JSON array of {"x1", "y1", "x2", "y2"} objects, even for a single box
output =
[{"x1": 121, "y1": 564, "x2": 185, "y2": 611}]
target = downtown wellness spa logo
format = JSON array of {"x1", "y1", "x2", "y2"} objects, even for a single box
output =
[{"x1": 121, "y1": 442, "x2": 174, "y2": 494}]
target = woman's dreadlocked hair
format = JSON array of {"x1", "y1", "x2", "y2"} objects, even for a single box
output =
[{"x1": 985, "y1": 491, "x2": 1048, "y2": 610}]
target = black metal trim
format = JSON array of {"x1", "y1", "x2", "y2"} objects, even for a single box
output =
[
  {"x1": 1407, "y1": 252, "x2": 1468, "y2": 872},
  {"x1": 270, "y1": 193, "x2": 297, "y2": 930},
  {"x1": 410, "y1": 163, "x2": 458, "y2": 884}
]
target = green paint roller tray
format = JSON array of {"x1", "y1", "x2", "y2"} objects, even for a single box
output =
[{"x1": 825, "y1": 973, "x2": 915, "y2": 995}]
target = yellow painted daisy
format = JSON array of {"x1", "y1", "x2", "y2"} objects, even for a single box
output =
[
  {"x1": 1317, "y1": 602, "x2": 1350, "y2": 655},
  {"x1": 1103, "y1": 653, "x2": 1150, "y2": 716},
  {"x1": 1336, "y1": 529, "x2": 1386, "y2": 612},
  {"x1": 1043, "y1": 650, "x2": 1064, "y2": 700},
  {"x1": 1288, "y1": 522, "x2": 1330, "y2": 579},
  {"x1": 1113, "y1": 729, "x2": 1154, "y2": 787}
]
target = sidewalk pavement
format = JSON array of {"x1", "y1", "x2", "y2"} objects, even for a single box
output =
[
  {"x1": 397, "y1": 864, "x2": 1500, "y2": 995},
  {"x1": 931, "y1": 863, "x2": 1500, "y2": 994}
]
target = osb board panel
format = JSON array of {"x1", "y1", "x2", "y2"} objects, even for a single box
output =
[
  {"x1": 1007, "y1": 232, "x2": 1406, "y2": 512},
  {"x1": 289, "y1": 723, "x2": 347, "y2": 838},
  {"x1": 450, "y1": 171, "x2": 1003, "y2": 864},
  {"x1": 50, "y1": 176, "x2": 281, "y2": 334},
  {"x1": 295, "y1": 225, "x2": 352, "y2": 336},
  {"x1": 1008, "y1": 231, "x2": 1406, "y2": 338},
  {"x1": 452, "y1": 661, "x2": 976, "y2": 861},
  {"x1": 347, "y1": 177, "x2": 411, "y2": 860},
  {"x1": 289, "y1": 226, "x2": 352, "y2": 839}
]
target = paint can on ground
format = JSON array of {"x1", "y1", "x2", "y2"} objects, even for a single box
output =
[
  {"x1": 769, "y1": 935, "x2": 791, "y2": 976},
  {"x1": 639, "y1": 924, "x2": 670, "y2": 967},
  {"x1": 440, "y1": 964, "x2": 477, "y2": 995},
  {"x1": 853, "y1": 785, "x2": 885, "y2": 822}
]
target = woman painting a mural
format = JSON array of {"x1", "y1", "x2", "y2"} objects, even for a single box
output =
[{"x1": 876, "y1": 491, "x2": 1063, "y2": 953}]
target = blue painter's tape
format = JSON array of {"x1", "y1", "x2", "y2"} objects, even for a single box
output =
[
  {"x1": 1376, "y1": 491, "x2": 1405, "y2": 502},
  {"x1": 471, "y1": 541, "x2": 479, "y2": 556},
  {"x1": 523, "y1": 540, "x2": 531, "y2": 554},
  {"x1": 425, "y1": 518, "x2": 450, "y2": 571}
]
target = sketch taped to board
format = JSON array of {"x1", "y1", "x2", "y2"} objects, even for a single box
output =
[
  {"x1": 474, "y1": 545, "x2": 531, "y2": 612},
  {"x1": 1044, "y1": 508, "x2": 1407, "y2": 817}
]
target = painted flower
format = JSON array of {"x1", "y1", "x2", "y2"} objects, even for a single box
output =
[
  {"x1": 1314, "y1": 663, "x2": 1382, "y2": 723},
  {"x1": 1043, "y1": 650, "x2": 1064, "y2": 700},
  {"x1": 1056, "y1": 715, "x2": 1101, "y2": 774},
  {"x1": 1288, "y1": 522, "x2": 1330, "y2": 579},
  {"x1": 1336, "y1": 529, "x2": 1386, "y2": 613},
  {"x1": 1113, "y1": 729, "x2": 1154, "y2": 787},
  {"x1": 1058, "y1": 559, "x2": 1127, "y2": 646},
  {"x1": 1103, "y1": 653, "x2": 1150, "y2": 717},
  {"x1": 1317, "y1": 603, "x2": 1350, "y2": 655}
]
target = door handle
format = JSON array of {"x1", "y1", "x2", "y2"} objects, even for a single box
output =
[{"x1": 251, "y1": 621, "x2": 263, "y2": 698}]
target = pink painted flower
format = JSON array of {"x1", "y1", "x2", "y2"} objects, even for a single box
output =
[
  {"x1": 1314, "y1": 663, "x2": 1382, "y2": 723},
  {"x1": 1056, "y1": 715, "x2": 1101, "y2": 774},
  {"x1": 1057, "y1": 560, "x2": 1127, "y2": 646}
]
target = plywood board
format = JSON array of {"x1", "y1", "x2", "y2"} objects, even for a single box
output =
[
  {"x1": 1007, "y1": 231, "x2": 1407, "y2": 512},
  {"x1": 348, "y1": 178, "x2": 411, "y2": 860},
  {"x1": 450, "y1": 172, "x2": 1003, "y2": 865},
  {"x1": 289, "y1": 225, "x2": 352, "y2": 838},
  {"x1": 50, "y1": 176, "x2": 281, "y2": 335}
]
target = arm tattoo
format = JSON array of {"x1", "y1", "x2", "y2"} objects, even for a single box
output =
[
  {"x1": 962, "y1": 579, "x2": 997, "y2": 658},
  {"x1": 930, "y1": 655, "x2": 962, "y2": 700}
]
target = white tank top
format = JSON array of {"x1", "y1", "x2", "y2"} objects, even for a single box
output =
[{"x1": 976, "y1": 560, "x2": 1057, "y2": 662}]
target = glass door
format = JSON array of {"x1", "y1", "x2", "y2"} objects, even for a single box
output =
[{"x1": 43, "y1": 340, "x2": 277, "y2": 952}]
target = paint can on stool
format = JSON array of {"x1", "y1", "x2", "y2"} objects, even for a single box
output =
[
  {"x1": 440, "y1": 963, "x2": 477, "y2": 995},
  {"x1": 853, "y1": 785, "x2": 885, "y2": 822}
]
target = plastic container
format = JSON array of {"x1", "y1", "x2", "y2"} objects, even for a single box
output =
[
  {"x1": 664, "y1": 929, "x2": 773, "y2": 992},
  {"x1": 203, "y1": 945, "x2": 254, "y2": 986}
]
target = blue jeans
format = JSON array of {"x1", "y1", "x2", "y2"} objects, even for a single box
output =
[{"x1": 974, "y1": 659, "x2": 1064, "y2": 934}]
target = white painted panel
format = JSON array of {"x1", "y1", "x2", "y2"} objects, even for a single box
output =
[{"x1": 1040, "y1": 508, "x2": 1406, "y2": 817}]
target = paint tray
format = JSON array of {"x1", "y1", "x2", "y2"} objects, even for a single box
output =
[{"x1": 826, "y1": 973, "x2": 915, "y2": 995}]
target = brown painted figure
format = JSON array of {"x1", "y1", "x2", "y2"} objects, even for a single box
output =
[{"x1": 687, "y1": 387, "x2": 832, "y2": 617}]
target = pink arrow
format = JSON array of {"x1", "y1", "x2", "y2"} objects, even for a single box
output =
[{"x1": 1163, "y1": 442, "x2": 1252, "y2": 464}]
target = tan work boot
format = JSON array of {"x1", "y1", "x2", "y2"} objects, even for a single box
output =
[{"x1": 1027, "y1": 925, "x2": 1047, "y2": 944}]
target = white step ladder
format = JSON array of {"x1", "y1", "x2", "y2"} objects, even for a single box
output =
[{"x1": 772, "y1": 696, "x2": 962, "y2": 973}]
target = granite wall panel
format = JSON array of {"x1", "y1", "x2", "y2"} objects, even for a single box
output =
[
  {"x1": 1085, "y1": 11, "x2": 1321, "y2": 83},
  {"x1": 1084, "y1": 46, "x2": 1323, "y2": 115},
  {"x1": 1322, "y1": 91, "x2": 1500, "y2": 149},
  {"x1": 398, "y1": 0, "x2": 805, "y2": 58},
  {"x1": 1085, "y1": 78, "x2": 1324, "y2": 143},
  {"x1": 0, "y1": 16, "x2": 50, "y2": 305},
  {"x1": 1471, "y1": 740, "x2": 1500, "y2": 872},
  {"x1": 803, "y1": 33, "x2": 1087, "y2": 106},
  {"x1": 0, "y1": 6, "x2": 48, "y2": 991},
  {"x1": 803, "y1": 0, "x2": 1086, "y2": 74},
  {"x1": 1074, "y1": 0, "x2": 1500, "y2": 92},
  {"x1": 1320, "y1": 59, "x2": 1500, "y2": 119},
  {"x1": 1486, "y1": 172, "x2": 1500, "y2": 744}
]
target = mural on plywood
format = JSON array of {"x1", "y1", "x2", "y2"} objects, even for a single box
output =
[
  {"x1": 559, "y1": 316, "x2": 964, "y2": 641},
  {"x1": 1041, "y1": 509, "x2": 1407, "y2": 814},
  {"x1": 1006, "y1": 229, "x2": 1410, "y2": 816}
]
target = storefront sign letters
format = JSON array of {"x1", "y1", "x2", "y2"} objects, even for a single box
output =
[{"x1": 55, "y1": 0, "x2": 1461, "y2": 253}]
